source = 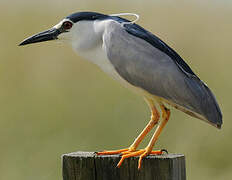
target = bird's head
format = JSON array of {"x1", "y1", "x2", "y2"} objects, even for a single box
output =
[{"x1": 19, "y1": 12, "x2": 109, "y2": 50}]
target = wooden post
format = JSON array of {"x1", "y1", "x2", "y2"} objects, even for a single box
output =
[{"x1": 62, "y1": 151, "x2": 186, "y2": 180}]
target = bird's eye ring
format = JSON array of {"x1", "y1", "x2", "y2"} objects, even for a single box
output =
[{"x1": 62, "y1": 21, "x2": 73, "y2": 30}]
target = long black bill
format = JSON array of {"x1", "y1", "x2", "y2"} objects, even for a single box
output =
[{"x1": 19, "y1": 28, "x2": 61, "y2": 46}]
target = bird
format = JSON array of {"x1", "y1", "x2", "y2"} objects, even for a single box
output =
[{"x1": 19, "y1": 11, "x2": 222, "y2": 169}]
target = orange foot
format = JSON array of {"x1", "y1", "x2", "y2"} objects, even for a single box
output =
[{"x1": 96, "y1": 148, "x2": 167, "y2": 169}]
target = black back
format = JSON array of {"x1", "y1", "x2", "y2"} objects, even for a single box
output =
[
  {"x1": 110, "y1": 16, "x2": 196, "y2": 77},
  {"x1": 67, "y1": 12, "x2": 108, "y2": 23}
]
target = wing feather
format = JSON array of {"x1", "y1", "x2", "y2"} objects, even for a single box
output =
[{"x1": 103, "y1": 20, "x2": 222, "y2": 128}]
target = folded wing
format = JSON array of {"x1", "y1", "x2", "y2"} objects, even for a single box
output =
[{"x1": 103, "y1": 20, "x2": 222, "y2": 128}]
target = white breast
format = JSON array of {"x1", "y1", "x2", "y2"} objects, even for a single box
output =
[
  {"x1": 75, "y1": 42, "x2": 150, "y2": 97},
  {"x1": 75, "y1": 42, "x2": 126, "y2": 82},
  {"x1": 70, "y1": 20, "x2": 151, "y2": 97}
]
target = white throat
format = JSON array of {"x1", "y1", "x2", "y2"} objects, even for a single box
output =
[{"x1": 68, "y1": 20, "x2": 119, "y2": 76}]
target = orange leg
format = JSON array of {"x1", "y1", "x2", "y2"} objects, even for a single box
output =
[
  {"x1": 128, "y1": 98, "x2": 160, "y2": 151},
  {"x1": 117, "y1": 102, "x2": 171, "y2": 169},
  {"x1": 138, "y1": 103, "x2": 170, "y2": 169},
  {"x1": 97, "y1": 98, "x2": 160, "y2": 155}
]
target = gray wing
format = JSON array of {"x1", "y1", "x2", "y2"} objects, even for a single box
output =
[{"x1": 103, "y1": 21, "x2": 222, "y2": 128}]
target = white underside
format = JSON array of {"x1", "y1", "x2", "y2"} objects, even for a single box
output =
[{"x1": 74, "y1": 42, "x2": 150, "y2": 97}]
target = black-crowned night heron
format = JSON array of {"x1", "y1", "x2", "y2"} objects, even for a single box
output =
[{"x1": 19, "y1": 11, "x2": 222, "y2": 169}]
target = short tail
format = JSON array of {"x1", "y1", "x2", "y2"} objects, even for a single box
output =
[
  {"x1": 201, "y1": 83, "x2": 222, "y2": 128},
  {"x1": 185, "y1": 77, "x2": 222, "y2": 129}
]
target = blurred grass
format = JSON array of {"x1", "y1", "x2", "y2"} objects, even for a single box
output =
[{"x1": 0, "y1": 0, "x2": 231, "y2": 179}]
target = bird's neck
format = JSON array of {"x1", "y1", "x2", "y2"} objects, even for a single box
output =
[
  {"x1": 70, "y1": 20, "x2": 116, "y2": 74},
  {"x1": 70, "y1": 20, "x2": 109, "y2": 52}
]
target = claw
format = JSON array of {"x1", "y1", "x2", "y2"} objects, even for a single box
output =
[
  {"x1": 138, "y1": 151, "x2": 148, "y2": 169},
  {"x1": 117, "y1": 150, "x2": 145, "y2": 168},
  {"x1": 96, "y1": 148, "x2": 166, "y2": 169},
  {"x1": 116, "y1": 149, "x2": 165, "y2": 169},
  {"x1": 161, "y1": 149, "x2": 168, "y2": 154}
]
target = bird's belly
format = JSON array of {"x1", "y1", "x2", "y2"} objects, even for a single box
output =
[{"x1": 75, "y1": 45, "x2": 151, "y2": 97}]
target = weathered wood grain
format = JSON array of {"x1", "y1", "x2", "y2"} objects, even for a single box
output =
[{"x1": 62, "y1": 151, "x2": 186, "y2": 180}]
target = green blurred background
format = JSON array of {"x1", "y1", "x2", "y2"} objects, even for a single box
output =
[{"x1": 0, "y1": 0, "x2": 231, "y2": 179}]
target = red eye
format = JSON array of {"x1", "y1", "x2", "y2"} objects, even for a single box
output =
[{"x1": 62, "y1": 21, "x2": 73, "y2": 29}]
